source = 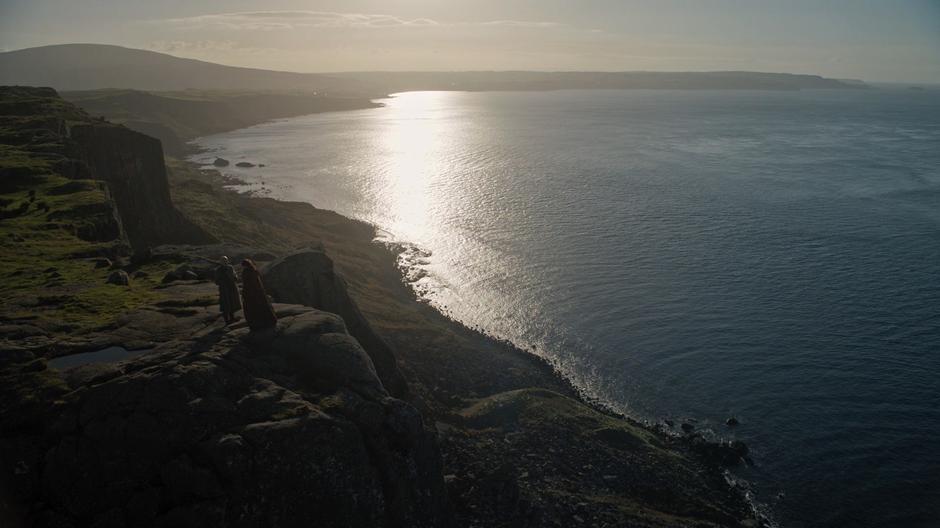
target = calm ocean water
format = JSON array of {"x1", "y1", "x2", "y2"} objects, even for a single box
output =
[{"x1": 192, "y1": 88, "x2": 940, "y2": 527}]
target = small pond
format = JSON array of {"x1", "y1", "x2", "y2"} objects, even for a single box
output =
[{"x1": 48, "y1": 346, "x2": 149, "y2": 369}]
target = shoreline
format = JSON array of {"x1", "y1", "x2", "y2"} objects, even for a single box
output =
[
  {"x1": 0, "y1": 86, "x2": 766, "y2": 526},
  {"x1": 176, "y1": 142, "x2": 773, "y2": 524},
  {"x1": 181, "y1": 111, "x2": 728, "y2": 427}
]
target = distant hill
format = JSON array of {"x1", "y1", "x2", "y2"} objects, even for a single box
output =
[
  {"x1": 62, "y1": 89, "x2": 381, "y2": 155},
  {"x1": 0, "y1": 43, "x2": 868, "y2": 93},
  {"x1": 333, "y1": 70, "x2": 869, "y2": 92},
  {"x1": 0, "y1": 44, "x2": 373, "y2": 94}
]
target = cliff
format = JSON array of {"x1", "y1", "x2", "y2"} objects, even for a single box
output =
[
  {"x1": 68, "y1": 122, "x2": 212, "y2": 251},
  {"x1": 0, "y1": 86, "x2": 212, "y2": 253}
]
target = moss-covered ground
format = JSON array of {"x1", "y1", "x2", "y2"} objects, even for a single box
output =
[{"x1": 0, "y1": 87, "x2": 179, "y2": 336}]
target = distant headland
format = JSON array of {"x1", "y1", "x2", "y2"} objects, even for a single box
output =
[{"x1": 0, "y1": 43, "x2": 869, "y2": 94}]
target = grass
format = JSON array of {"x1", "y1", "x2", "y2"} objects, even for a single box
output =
[
  {"x1": 0, "y1": 88, "x2": 179, "y2": 336},
  {"x1": 0, "y1": 170, "x2": 178, "y2": 332}
]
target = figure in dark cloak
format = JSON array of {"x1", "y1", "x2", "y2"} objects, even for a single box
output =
[
  {"x1": 214, "y1": 256, "x2": 242, "y2": 325},
  {"x1": 241, "y1": 259, "x2": 277, "y2": 331}
]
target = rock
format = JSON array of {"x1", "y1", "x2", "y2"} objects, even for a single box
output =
[
  {"x1": 235, "y1": 162, "x2": 255, "y2": 168},
  {"x1": 0, "y1": 324, "x2": 47, "y2": 340},
  {"x1": 726, "y1": 416, "x2": 740, "y2": 427},
  {"x1": 680, "y1": 422, "x2": 695, "y2": 433},
  {"x1": 0, "y1": 346, "x2": 37, "y2": 368},
  {"x1": 105, "y1": 270, "x2": 129, "y2": 286},
  {"x1": 93, "y1": 258, "x2": 112, "y2": 269},
  {"x1": 12, "y1": 308, "x2": 449, "y2": 527},
  {"x1": 263, "y1": 249, "x2": 410, "y2": 398},
  {"x1": 130, "y1": 247, "x2": 153, "y2": 265},
  {"x1": 161, "y1": 264, "x2": 206, "y2": 283},
  {"x1": 690, "y1": 438, "x2": 750, "y2": 467},
  {"x1": 68, "y1": 118, "x2": 216, "y2": 252},
  {"x1": 212, "y1": 157, "x2": 229, "y2": 167},
  {"x1": 125, "y1": 488, "x2": 161, "y2": 527},
  {"x1": 159, "y1": 455, "x2": 223, "y2": 501},
  {"x1": 255, "y1": 312, "x2": 386, "y2": 398},
  {"x1": 133, "y1": 271, "x2": 148, "y2": 279}
]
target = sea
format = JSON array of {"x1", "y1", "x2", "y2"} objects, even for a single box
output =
[{"x1": 191, "y1": 88, "x2": 940, "y2": 527}]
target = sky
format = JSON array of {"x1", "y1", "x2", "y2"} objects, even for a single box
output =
[{"x1": 1, "y1": 0, "x2": 939, "y2": 82}]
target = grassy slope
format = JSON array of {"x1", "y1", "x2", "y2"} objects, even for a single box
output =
[{"x1": 0, "y1": 89, "x2": 180, "y2": 337}]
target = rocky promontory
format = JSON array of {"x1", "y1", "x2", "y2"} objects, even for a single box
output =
[{"x1": 2, "y1": 307, "x2": 448, "y2": 527}]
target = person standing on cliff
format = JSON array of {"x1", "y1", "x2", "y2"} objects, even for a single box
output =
[
  {"x1": 240, "y1": 259, "x2": 278, "y2": 331},
  {"x1": 214, "y1": 256, "x2": 242, "y2": 325}
]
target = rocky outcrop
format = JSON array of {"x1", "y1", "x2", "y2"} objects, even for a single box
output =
[
  {"x1": 444, "y1": 389, "x2": 757, "y2": 527},
  {"x1": 263, "y1": 249, "x2": 410, "y2": 398},
  {"x1": 69, "y1": 121, "x2": 213, "y2": 252},
  {"x1": 0, "y1": 86, "x2": 213, "y2": 254},
  {"x1": 1, "y1": 308, "x2": 448, "y2": 528}
]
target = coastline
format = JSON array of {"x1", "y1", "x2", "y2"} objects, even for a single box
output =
[
  {"x1": 169, "y1": 151, "x2": 771, "y2": 525},
  {"x1": 0, "y1": 86, "x2": 766, "y2": 526}
]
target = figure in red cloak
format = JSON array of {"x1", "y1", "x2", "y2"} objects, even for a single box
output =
[{"x1": 240, "y1": 259, "x2": 277, "y2": 331}]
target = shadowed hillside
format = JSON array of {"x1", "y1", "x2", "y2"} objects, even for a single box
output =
[
  {"x1": 62, "y1": 90, "x2": 381, "y2": 155},
  {"x1": 1, "y1": 44, "x2": 867, "y2": 96},
  {"x1": 0, "y1": 44, "x2": 375, "y2": 94}
]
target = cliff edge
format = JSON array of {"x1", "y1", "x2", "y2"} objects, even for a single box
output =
[{"x1": 0, "y1": 85, "x2": 212, "y2": 253}]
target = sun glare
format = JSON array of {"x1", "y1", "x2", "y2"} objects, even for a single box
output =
[{"x1": 377, "y1": 91, "x2": 456, "y2": 241}]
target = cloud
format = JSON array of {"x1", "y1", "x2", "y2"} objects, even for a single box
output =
[
  {"x1": 159, "y1": 11, "x2": 443, "y2": 31},
  {"x1": 149, "y1": 40, "x2": 239, "y2": 52},
  {"x1": 156, "y1": 11, "x2": 564, "y2": 32},
  {"x1": 136, "y1": 10, "x2": 651, "y2": 72},
  {"x1": 478, "y1": 20, "x2": 562, "y2": 28}
]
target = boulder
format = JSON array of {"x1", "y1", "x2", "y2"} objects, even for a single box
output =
[
  {"x1": 212, "y1": 157, "x2": 229, "y2": 167},
  {"x1": 105, "y1": 270, "x2": 129, "y2": 286},
  {"x1": 263, "y1": 249, "x2": 410, "y2": 398},
  {"x1": 235, "y1": 162, "x2": 255, "y2": 168},
  {"x1": 690, "y1": 438, "x2": 751, "y2": 467},
  {"x1": 161, "y1": 264, "x2": 208, "y2": 283}
]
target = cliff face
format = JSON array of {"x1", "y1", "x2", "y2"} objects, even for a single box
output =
[
  {"x1": 68, "y1": 121, "x2": 212, "y2": 252},
  {"x1": 0, "y1": 86, "x2": 212, "y2": 254}
]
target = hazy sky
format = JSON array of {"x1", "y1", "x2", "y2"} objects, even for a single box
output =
[{"x1": 2, "y1": 0, "x2": 939, "y2": 82}]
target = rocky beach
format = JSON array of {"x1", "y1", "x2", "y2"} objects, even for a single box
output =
[{"x1": 1, "y1": 86, "x2": 765, "y2": 527}]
